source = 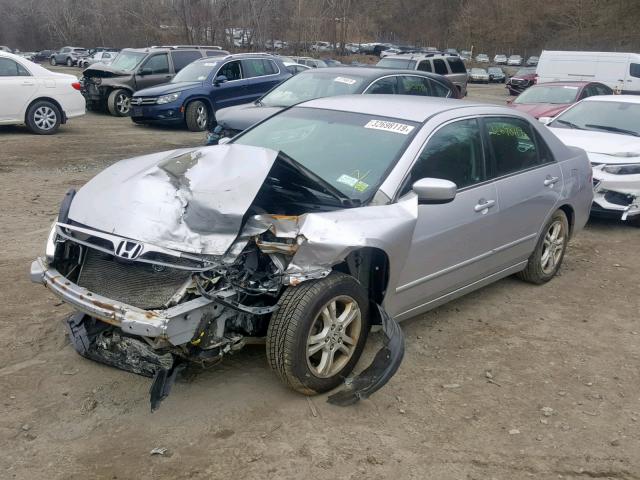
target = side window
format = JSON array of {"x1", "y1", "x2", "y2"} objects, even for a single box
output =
[
  {"x1": 241, "y1": 58, "x2": 274, "y2": 78},
  {"x1": 62, "y1": 48, "x2": 70, "y2": 53},
  {"x1": 402, "y1": 118, "x2": 485, "y2": 195},
  {"x1": 484, "y1": 117, "x2": 542, "y2": 178},
  {"x1": 447, "y1": 58, "x2": 466, "y2": 74},
  {"x1": 171, "y1": 50, "x2": 202, "y2": 72},
  {"x1": 630, "y1": 63, "x2": 640, "y2": 79},
  {"x1": 218, "y1": 60, "x2": 242, "y2": 81},
  {"x1": 263, "y1": 59, "x2": 278, "y2": 75},
  {"x1": 142, "y1": 54, "x2": 169, "y2": 74},
  {"x1": 433, "y1": 59, "x2": 448, "y2": 75},
  {"x1": 0, "y1": 58, "x2": 29, "y2": 76},
  {"x1": 430, "y1": 80, "x2": 451, "y2": 97},
  {"x1": 417, "y1": 60, "x2": 432, "y2": 73},
  {"x1": 596, "y1": 84, "x2": 613, "y2": 95},
  {"x1": 366, "y1": 76, "x2": 399, "y2": 94},
  {"x1": 398, "y1": 76, "x2": 432, "y2": 96}
]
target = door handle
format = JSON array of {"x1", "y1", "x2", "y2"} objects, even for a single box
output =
[
  {"x1": 544, "y1": 175, "x2": 559, "y2": 187},
  {"x1": 21, "y1": 81, "x2": 35, "y2": 86},
  {"x1": 474, "y1": 199, "x2": 495, "y2": 212}
]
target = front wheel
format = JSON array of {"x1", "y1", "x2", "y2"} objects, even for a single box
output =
[
  {"x1": 185, "y1": 101, "x2": 209, "y2": 131},
  {"x1": 107, "y1": 89, "x2": 131, "y2": 116},
  {"x1": 266, "y1": 272, "x2": 370, "y2": 395},
  {"x1": 518, "y1": 210, "x2": 569, "y2": 284},
  {"x1": 50, "y1": 57, "x2": 56, "y2": 66},
  {"x1": 66, "y1": 57, "x2": 73, "y2": 67}
]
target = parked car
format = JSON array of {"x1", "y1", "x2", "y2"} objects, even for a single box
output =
[
  {"x1": 506, "y1": 67, "x2": 538, "y2": 95},
  {"x1": 33, "y1": 50, "x2": 55, "y2": 62},
  {"x1": 50, "y1": 47, "x2": 89, "y2": 66},
  {"x1": 291, "y1": 57, "x2": 328, "y2": 68},
  {"x1": 526, "y1": 56, "x2": 539, "y2": 66},
  {"x1": 507, "y1": 81, "x2": 613, "y2": 120},
  {"x1": 0, "y1": 46, "x2": 13, "y2": 53},
  {"x1": 322, "y1": 58, "x2": 343, "y2": 67},
  {"x1": 507, "y1": 55, "x2": 523, "y2": 66},
  {"x1": 310, "y1": 41, "x2": 332, "y2": 52},
  {"x1": 284, "y1": 62, "x2": 310, "y2": 75},
  {"x1": 488, "y1": 66, "x2": 506, "y2": 83},
  {"x1": 210, "y1": 66, "x2": 461, "y2": 143},
  {"x1": 30, "y1": 94, "x2": 592, "y2": 409},
  {"x1": 546, "y1": 95, "x2": 640, "y2": 224},
  {"x1": 376, "y1": 53, "x2": 469, "y2": 96},
  {"x1": 78, "y1": 50, "x2": 118, "y2": 68},
  {"x1": 130, "y1": 54, "x2": 291, "y2": 131},
  {"x1": 344, "y1": 43, "x2": 360, "y2": 54},
  {"x1": 494, "y1": 54, "x2": 507, "y2": 64},
  {"x1": 0, "y1": 51, "x2": 85, "y2": 134},
  {"x1": 536, "y1": 50, "x2": 640, "y2": 94},
  {"x1": 16, "y1": 52, "x2": 35, "y2": 61},
  {"x1": 444, "y1": 48, "x2": 459, "y2": 56},
  {"x1": 468, "y1": 68, "x2": 490, "y2": 84},
  {"x1": 476, "y1": 53, "x2": 490, "y2": 63},
  {"x1": 460, "y1": 50, "x2": 472, "y2": 61},
  {"x1": 80, "y1": 45, "x2": 229, "y2": 116}
]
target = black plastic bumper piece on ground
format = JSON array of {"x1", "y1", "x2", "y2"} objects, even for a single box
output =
[
  {"x1": 149, "y1": 363, "x2": 186, "y2": 412},
  {"x1": 327, "y1": 305, "x2": 405, "y2": 406}
]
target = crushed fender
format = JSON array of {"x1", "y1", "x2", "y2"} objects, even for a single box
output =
[{"x1": 327, "y1": 304, "x2": 405, "y2": 406}]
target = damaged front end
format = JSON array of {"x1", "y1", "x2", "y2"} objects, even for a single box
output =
[
  {"x1": 591, "y1": 158, "x2": 640, "y2": 222},
  {"x1": 31, "y1": 145, "x2": 413, "y2": 410}
]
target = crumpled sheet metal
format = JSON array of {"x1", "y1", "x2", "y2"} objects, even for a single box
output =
[{"x1": 68, "y1": 145, "x2": 279, "y2": 255}]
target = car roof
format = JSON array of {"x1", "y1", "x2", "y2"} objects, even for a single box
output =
[
  {"x1": 294, "y1": 66, "x2": 450, "y2": 81},
  {"x1": 534, "y1": 81, "x2": 592, "y2": 87},
  {"x1": 386, "y1": 53, "x2": 459, "y2": 60},
  {"x1": 582, "y1": 94, "x2": 640, "y2": 104},
  {"x1": 297, "y1": 94, "x2": 485, "y2": 123}
]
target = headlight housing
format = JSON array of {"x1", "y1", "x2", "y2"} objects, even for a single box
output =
[
  {"x1": 156, "y1": 93, "x2": 180, "y2": 104},
  {"x1": 602, "y1": 164, "x2": 640, "y2": 175}
]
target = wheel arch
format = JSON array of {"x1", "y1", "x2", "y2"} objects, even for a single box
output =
[
  {"x1": 557, "y1": 204, "x2": 575, "y2": 237},
  {"x1": 184, "y1": 95, "x2": 215, "y2": 116},
  {"x1": 24, "y1": 97, "x2": 66, "y2": 124}
]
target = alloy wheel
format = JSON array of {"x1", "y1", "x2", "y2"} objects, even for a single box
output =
[
  {"x1": 540, "y1": 220, "x2": 565, "y2": 274},
  {"x1": 116, "y1": 93, "x2": 130, "y2": 115},
  {"x1": 306, "y1": 295, "x2": 362, "y2": 378},
  {"x1": 196, "y1": 105, "x2": 208, "y2": 130}
]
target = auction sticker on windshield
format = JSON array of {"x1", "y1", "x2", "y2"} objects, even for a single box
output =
[
  {"x1": 364, "y1": 119, "x2": 415, "y2": 135},
  {"x1": 334, "y1": 76, "x2": 357, "y2": 85}
]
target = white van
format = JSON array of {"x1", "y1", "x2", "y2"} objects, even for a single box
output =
[{"x1": 537, "y1": 50, "x2": 640, "y2": 94}]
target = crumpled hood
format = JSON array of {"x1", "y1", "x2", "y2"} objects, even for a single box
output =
[
  {"x1": 510, "y1": 103, "x2": 569, "y2": 119},
  {"x1": 549, "y1": 128, "x2": 640, "y2": 164},
  {"x1": 216, "y1": 103, "x2": 285, "y2": 131},
  {"x1": 68, "y1": 145, "x2": 280, "y2": 255}
]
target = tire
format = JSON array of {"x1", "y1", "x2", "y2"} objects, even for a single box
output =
[
  {"x1": 266, "y1": 272, "x2": 371, "y2": 395},
  {"x1": 66, "y1": 57, "x2": 73, "y2": 67},
  {"x1": 50, "y1": 57, "x2": 56, "y2": 66},
  {"x1": 517, "y1": 210, "x2": 569, "y2": 284},
  {"x1": 26, "y1": 100, "x2": 61, "y2": 135},
  {"x1": 107, "y1": 89, "x2": 131, "y2": 116},
  {"x1": 185, "y1": 101, "x2": 209, "y2": 131}
]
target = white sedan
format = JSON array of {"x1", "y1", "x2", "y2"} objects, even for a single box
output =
[
  {"x1": 547, "y1": 95, "x2": 640, "y2": 225},
  {"x1": 0, "y1": 51, "x2": 85, "y2": 134}
]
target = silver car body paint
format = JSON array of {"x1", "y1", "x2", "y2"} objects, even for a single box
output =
[{"x1": 32, "y1": 95, "x2": 592, "y2": 342}]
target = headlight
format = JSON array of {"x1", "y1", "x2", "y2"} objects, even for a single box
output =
[
  {"x1": 602, "y1": 164, "x2": 640, "y2": 175},
  {"x1": 45, "y1": 218, "x2": 58, "y2": 263},
  {"x1": 157, "y1": 93, "x2": 180, "y2": 104}
]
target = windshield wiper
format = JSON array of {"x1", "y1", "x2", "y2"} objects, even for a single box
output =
[
  {"x1": 584, "y1": 124, "x2": 640, "y2": 137},
  {"x1": 554, "y1": 119, "x2": 583, "y2": 130},
  {"x1": 276, "y1": 152, "x2": 361, "y2": 208}
]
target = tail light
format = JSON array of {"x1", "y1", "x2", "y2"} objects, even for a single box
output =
[{"x1": 71, "y1": 82, "x2": 81, "y2": 91}]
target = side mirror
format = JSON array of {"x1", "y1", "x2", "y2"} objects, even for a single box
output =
[
  {"x1": 214, "y1": 75, "x2": 228, "y2": 86},
  {"x1": 138, "y1": 67, "x2": 152, "y2": 76},
  {"x1": 412, "y1": 178, "x2": 457, "y2": 205},
  {"x1": 538, "y1": 116, "x2": 553, "y2": 125}
]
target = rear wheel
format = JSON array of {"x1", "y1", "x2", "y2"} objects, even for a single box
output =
[
  {"x1": 50, "y1": 57, "x2": 56, "y2": 66},
  {"x1": 185, "y1": 101, "x2": 209, "y2": 131},
  {"x1": 66, "y1": 57, "x2": 73, "y2": 67},
  {"x1": 107, "y1": 89, "x2": 131, "y2": 116},
  {"x1": 26, "y1": 100, "x2": 61, "y2": 135},
  {"x1": 518, "y1": 210, "x2": 569, "y2": 284},
  {"x1": 266, "y1": 272, "x2": 370, "y2": 395}
]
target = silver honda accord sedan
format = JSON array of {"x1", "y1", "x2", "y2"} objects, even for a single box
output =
[{"x1": 30, "y1": 95, "x2": 592, "y2": 408}]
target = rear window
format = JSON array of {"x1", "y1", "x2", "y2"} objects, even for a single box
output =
[
  {"x1": 447, "y1": 57, "x2": 466, "y2": 74},
  {"x1": 376, "y1": 58, "x2": 417, "y2": 69}
]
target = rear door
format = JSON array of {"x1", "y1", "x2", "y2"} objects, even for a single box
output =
[
  {"x1": 0, "y1": 57, "x2": 37, "y2": 121},
  {"x1": 134, "y1": 53, "x2": 172, "y2": 90},
  {"x1": 241, "y1": 58, "x2": 283, "y2": 99},
  {"x1": 391, "y1": 118, "x2": 503, "y2": 317},
  {"x1": 482, "y1": 116, "x2": 563, "y2": 266}
]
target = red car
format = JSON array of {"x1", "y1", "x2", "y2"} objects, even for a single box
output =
[
  {"x1": 506, "y1": 67, "x2": 537, "y2": 95},
  {"x1": 507, "y1": 81, "x2": 613, "y2": 120}
]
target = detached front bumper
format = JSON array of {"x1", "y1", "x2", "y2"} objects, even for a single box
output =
[{"x1": 30, "y1": 257, "x2": 212, "y2": 345}]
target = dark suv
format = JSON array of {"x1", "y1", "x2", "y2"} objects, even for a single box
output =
[
  {"x1": 130, "y1": 53, "x2": 291, "y2": 131},
  {"x1": 80, "y1": 46, "x2": 229, "y2": 116}
]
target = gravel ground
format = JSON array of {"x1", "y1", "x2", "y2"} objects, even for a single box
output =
[{"x1": 0, "y1": 68, "x2": 638, "y2": 480}]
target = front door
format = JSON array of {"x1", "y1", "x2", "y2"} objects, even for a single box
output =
[
  {"x1": 389, "y1": 118, "x2": 503, "y2": 319},
  {"x1": 212, "y1": 60, "x2": 249, "y2": 109},
  {"x1": 0, "y1": 58, "x2": 37, "y2": 121},
  {"x1": 134, "y1": 53, "x2": 172, "y2": 90}
]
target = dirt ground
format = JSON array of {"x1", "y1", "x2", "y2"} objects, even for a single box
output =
[{"x1": 1, "y1": 71, "x2": 639, "y2": 480}]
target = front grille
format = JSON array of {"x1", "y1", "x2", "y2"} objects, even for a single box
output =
[
  {"x1": 604, "y1": 190, "x2": 633, "y2": 206},
  {"x1": 77, "y1": 249, "x2": 192, "y2": 310},
  {"x1": 132, "y1": 97, "x2": 157, "y2": 105}
]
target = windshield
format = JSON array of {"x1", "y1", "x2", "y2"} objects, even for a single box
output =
[
  {"x1": 550, "y1": 101, "x2": 640, "y2": 136},
  {"x1": 260, "y1": 72, "x2": 366, "y2": 107},
  {"x1": 377, "y1": 58, "x2": 417, "y2": 69},
  {"x1": 233, "y1": 108, "x2": 418, "y2": 201},
  {"x1": 172, "y1": 61, "x2": 217, "y2": 82},
  {"x1": 488, "y1": 68, "x2": 502, "y2": 74},
  {"x1": 471, "y1": 69, "x2": 486, "y2": 74},
  {"x1": 110, "y1": 51, "x2": 146, "y2": 71},
  {"x1": 514, "y1": 85, "x2": 579, "y2": 104},
  {"x1": 514, "y1": 68, "x2": 535, "y2": 76}
]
